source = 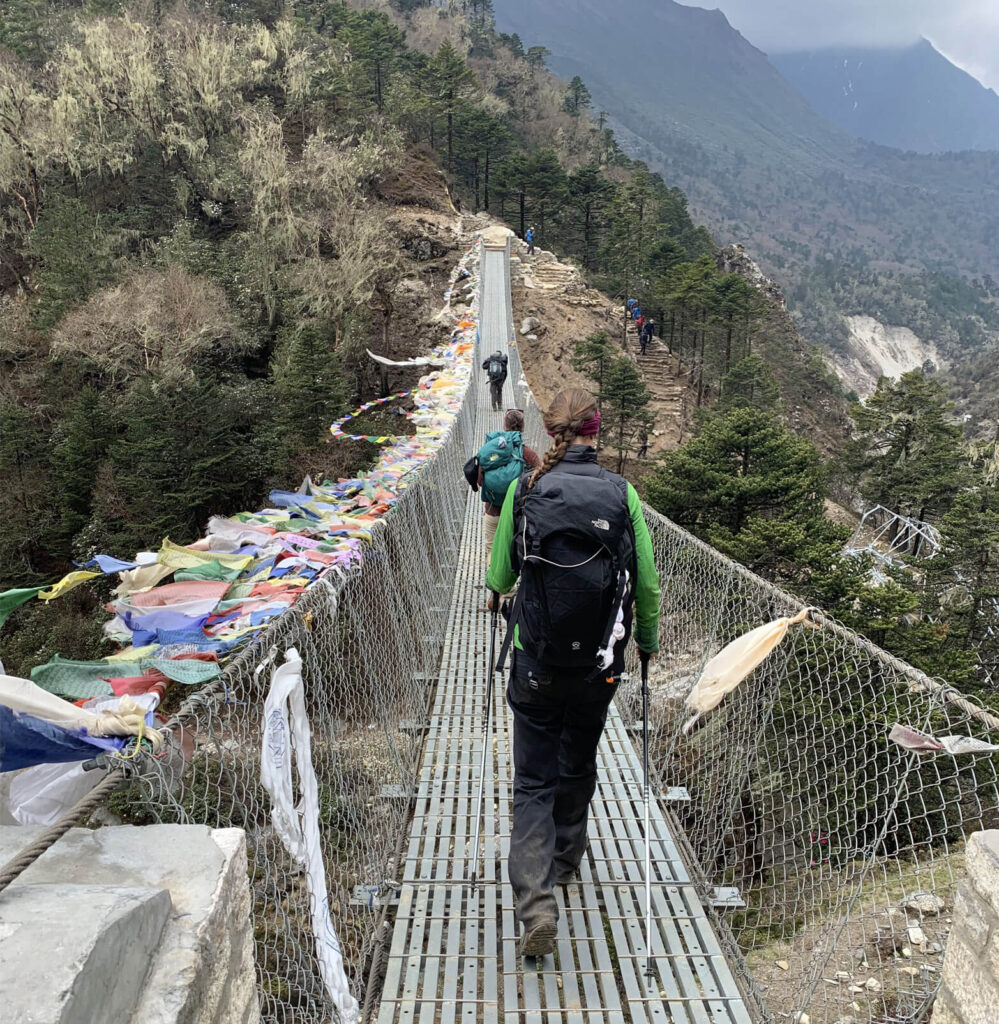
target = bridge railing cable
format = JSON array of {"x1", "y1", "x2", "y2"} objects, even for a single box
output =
[
  {"x1": 505, "y1": 238, "x2": 999, "y2": 1022},
  {"x1": 9, "y1": 239, "x2": 998, "y2": 1024}
]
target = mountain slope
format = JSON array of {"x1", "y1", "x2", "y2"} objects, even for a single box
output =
[
  {"x1": 772, "y1": 39, "x2": 999, "y2": 154},
  {"x1": 494, "y1": 0, "x2": 999, "y2": 283}
]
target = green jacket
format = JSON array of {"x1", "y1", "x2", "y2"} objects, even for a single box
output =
[{"x1": 486, "y1": 453, "x2": 661, "y2": 655}]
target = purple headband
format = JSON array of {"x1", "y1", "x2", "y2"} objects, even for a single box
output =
[{"x1": 547, "y1": 410, "x2": 601, "y2": 437}]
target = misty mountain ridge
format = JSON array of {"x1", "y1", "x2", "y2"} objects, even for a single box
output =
[
  {"x1": 495, "y1": 0, "x2": 999, "y2": 377},
  {"x1": 772, "y1": 38, "x2": 999, "y2": 154}
]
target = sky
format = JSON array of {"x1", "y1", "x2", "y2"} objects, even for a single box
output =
[{"x1": 680, "y1": 1, "x2": 999, "y2": 92}]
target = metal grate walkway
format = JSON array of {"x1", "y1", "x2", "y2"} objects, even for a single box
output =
[{"x1": 375, "y1": 245, "x2": 753, "y2": 1023}]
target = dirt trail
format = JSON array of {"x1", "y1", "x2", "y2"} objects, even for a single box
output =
[{"x1": 504, "y1": 237, "x2": 692, "y2": 462}]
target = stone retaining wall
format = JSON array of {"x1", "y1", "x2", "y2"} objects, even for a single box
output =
[
  {"x1": 931, "y1": 830, "x2": 999, "y2": 1024},
  {"x1": 0, "y1": 824, "x2": 259, "y2": 1024}
]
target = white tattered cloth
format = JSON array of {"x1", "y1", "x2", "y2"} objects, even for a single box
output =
[
  {"x1": 260, "y1": 649, "x2": 359, "y2": 1024},
  {"x1": 0, "y1": 673, "x2": 164, "y2": 746},
  {"x1": 682, "y1": 607, "x2": 817, "y2": 734}
]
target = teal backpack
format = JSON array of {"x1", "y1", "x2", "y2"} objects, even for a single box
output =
[{"x1": 477, "y1": 430, "x2": 525, "y2": 506}]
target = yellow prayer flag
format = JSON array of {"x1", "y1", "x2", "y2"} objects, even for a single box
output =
[
  {"x1": 157, "y1": 538, "x2": 254, "y2": 572},
  {"x1": 38, "y1": 570, "x2": 101, "y2": 601}
]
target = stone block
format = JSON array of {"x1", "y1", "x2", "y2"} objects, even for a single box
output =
[
  {"x1": 0, "y1": 825, "x2": 259, "y2": 1024},
  {"x1": 929, "y1": 991, "x2": 962, "y2": 1024},
  {"x1": 953, "y1": 882, "x2": 991, "y2": 956},
  {"x1": 966, "y1": 830, "x2": 999, "y2": 912},
  {"x1": 0, "y1": 883, "x2": 171, "y2": 1024}
]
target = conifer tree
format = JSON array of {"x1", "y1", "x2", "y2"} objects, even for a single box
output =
[
  {"x1": 342, "y1": 11, "x2": 407, "y2": 113},
  {"x1": 563, "y1": 75, "x2": 592, "y2": 116},
  {"x1": 567, "y1": 164, "x2": 613, "y2": 270},
  {"x1": 572, "y1": 331, "x2": 617, "y2": 406},
  {"x1": 600, "y1": 356, "x2": 653, "y2": 472},
  {"x1": 845, "y1": 370, "x2": 966, "y2": 545},
  {"x1": 423, "y1": 39, "x2": 477, "y2": 174}
]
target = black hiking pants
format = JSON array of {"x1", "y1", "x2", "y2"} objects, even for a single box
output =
[
  {"x1": 489, "y1": 378, "x2": 504, "y2": 410},
  {"x1": 506, "y1": 651, "x2": 619, "y2": 930}
]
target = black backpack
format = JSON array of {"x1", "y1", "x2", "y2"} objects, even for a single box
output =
[
  {"x1": 486, "y1": 357, "x2": 506, "y2": 382},
  {"x1": 498, "y1": 464, "x2": 635, "y2": 674}
]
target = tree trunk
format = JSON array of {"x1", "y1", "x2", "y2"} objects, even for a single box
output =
[
  {"x1": 446, "y1": 91, "x2": 454, "y2": 174},
  {"x1": 519, "y1": 190, "x2": 525, "y2": 238},
  {"x1": 484, "y1": 151, "x2": 490, "y2": 210}
]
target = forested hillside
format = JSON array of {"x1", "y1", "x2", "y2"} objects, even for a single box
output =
[
  {"x1": 494, "y1": 0, "x2": 999, "y2": 417},
  {"x1": 2, "y1": 0, "x2": 829, "y2": 673}
]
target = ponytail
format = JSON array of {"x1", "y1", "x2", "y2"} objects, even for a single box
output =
[{"x1": 528, "y1": 387, "x2": 599, "y2": 489}]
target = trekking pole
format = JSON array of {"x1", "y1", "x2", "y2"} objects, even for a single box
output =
[
  {"x1": 469, "y1": 594, "x2": 500, "y2": 888},
  {"x1": 640, "y1": 650, "x2": 653, "y2": 978}
]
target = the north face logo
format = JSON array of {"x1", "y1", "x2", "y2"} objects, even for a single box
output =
[{"x1": 591, "y1": 519, "x2": 609, "y2": 531}]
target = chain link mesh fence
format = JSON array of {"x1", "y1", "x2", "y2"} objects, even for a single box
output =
[
  {"x1": 35, "y1": 240, "x2": 997, "y2": 1024},
  {"x1": 95, "y1": 253, "x2": 479, "y2": 1022},
  {"x1": 506, "y1": 270, "x2": 999, "y2": 1024}
]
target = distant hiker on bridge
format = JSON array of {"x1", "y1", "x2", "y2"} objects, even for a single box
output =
[
  {"x1": 475, "y1": 409, "x2": 539, "y2": 561},
  {"x1": 483, "y1": 350, "x2": 508, "y2": 411},
  {"x1": 486, "y1": 387, "x2": 661, "y2": 959},
  {"x1": 525, "y1": 226, "x2": 535, "y2": 255},
  {"x1": 640, "y1": 318, "x2": 654, "y2": 355}
]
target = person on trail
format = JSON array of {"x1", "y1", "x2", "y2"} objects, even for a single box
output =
[
  {"x1": 626, "y1": 298, "x2": 637, "y2": 317},
  {"x1": 477, "y1": 409, "x2": 540, "y2": 559},
  {"x1": 635, "y1": 312, "x2": 644, "y2": 336},
  {"x1": 483, "y1": 350, "x2": 509, "y2": 411},
  {"x1": 640, "y1": 318, "x2": 654, "y2": 355},
  {"x1": 637, "y1": 430, "x2": 649, "y2": 458},
  {"x1": 486, "y1": 387, "x2": 661, "y2": 959},
  {"x1": 525, "y1": 226, "x2": 535, "y2": 255}
]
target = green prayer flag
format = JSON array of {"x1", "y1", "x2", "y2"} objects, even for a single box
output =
[{"x1": 0, "y1": 587, "x2": 44, "y2": 630}]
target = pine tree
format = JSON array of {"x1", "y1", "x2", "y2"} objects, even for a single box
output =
[
  {"x1": 272, "y1": 326, "x2": 348, "y2": 449},
  {"x1": 572, "y1": 331, "x2": 617, "y2": 405},
  {"x1": 563, "y1": 76, "x2": 592, "y2": 116},
  {"x1": 423, "y1": 40, "x2": 478, "y2": 175},
  {"x1": 453, "y1": 106, "x2": 513, "y2": 211},
  {"x1": 46, "y1": 387, "x2": 118, "y2": 555},
  {"x1": 567, "y1": 164, "x2": 613, "y2": 270},
  {"x1": 716, "y1": 355, "x2": 780, "y2": 414},
  {"x1": 343, "y1": 11, "x2": 407, "y2": 113},
  {"x1": 600, "y1": 357, "x2": 653, "y2": 472},
  {"x1": 845, "y1": 370, "x2": 967, "y2": 546}
]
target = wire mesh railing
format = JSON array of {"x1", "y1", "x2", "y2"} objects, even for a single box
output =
[
  {"x1": 621, "y1": 513, "x2": 999, "y2": 1024},
  {"x1": 11, "y1": 240, "x2": 999, "y2": 1024},
  {"x1": 505, "y1": 238, "x2": 999, "y2": 1023},
  {"x1": 84, "y1": 249, "x2": 481, "y2": 1023}
]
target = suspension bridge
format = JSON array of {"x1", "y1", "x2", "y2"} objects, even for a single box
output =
[
  {"x1": 372, "y1": 243, "x2": 752, "y2": 1023},
  {"x1": 4, "y1": 237, "x2": 999, "y2": 1024}
]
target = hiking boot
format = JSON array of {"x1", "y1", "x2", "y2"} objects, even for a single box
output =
[
  {"x1": 519, "y1": 918, "x2": 558, "y2": 958},
  {"x1": 555, "y1": 867, "x2": 577, "y2": 886}
]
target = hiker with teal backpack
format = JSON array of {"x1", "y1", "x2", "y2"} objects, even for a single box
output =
[
  {"x1": 486, "y1": 387, "x2": 660, "y2": 959},
  {"x1": 475, "y1": 409, "x2": 539, "y2": 558}
]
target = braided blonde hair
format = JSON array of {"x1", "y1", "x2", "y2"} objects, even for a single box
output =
[{"x1": 528, "y1": 388, "x2": 599, "y2": 488}]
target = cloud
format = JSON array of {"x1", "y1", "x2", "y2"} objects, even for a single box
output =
[{"x1": 680, "y1": 0, "x2": 999, "y2": 90}]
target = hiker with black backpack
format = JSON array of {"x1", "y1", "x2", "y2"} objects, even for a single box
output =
[
  {"x1": 486, "y1": 387, "x2": 661, "y2": 958},
  {"x1": 482, "y1": 350, "x2": 508, "y2": 411}
]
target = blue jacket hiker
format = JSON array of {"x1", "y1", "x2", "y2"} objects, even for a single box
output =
[{"x1": 525, "y1": 226, "x2": 535, "y2": 255}]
